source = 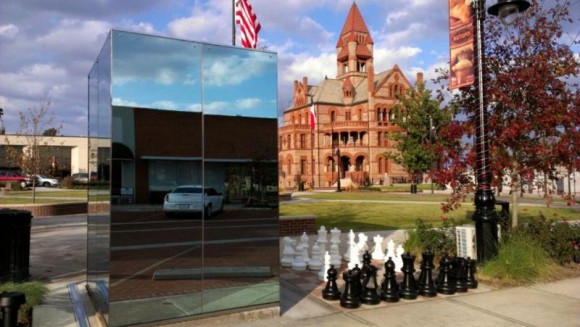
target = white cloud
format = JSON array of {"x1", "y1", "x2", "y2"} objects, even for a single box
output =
[
  {"x1": 386, "y1": 11, "x2": 409, "y2": 25},
  {"x1": 0, "y1": 24, "x2": 19, "y2": 38},
  {"x1": 236, "y1": 98, "x2": 262, "y2": 108},
  {"x1": 282, "y1": 52, "x2": 336, "y2": 85}
]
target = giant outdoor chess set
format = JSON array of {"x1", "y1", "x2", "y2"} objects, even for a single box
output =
[{"x1": 280, "y1": 226, "x2": 489, "y2": 310}]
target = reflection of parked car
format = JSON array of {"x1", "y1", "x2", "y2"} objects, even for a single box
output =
[
  {"x1": 163, "y1": 185, "x2": 224, "y2": 218},
  {"x1": 0, "y1": 171, "x2": 32, "y2": 188},
  {"x1": 33, "y1": 175, "x2": 61, "y2": 187},
  {"x1": 71, "y1": 173, "x2": 89, "y2": 183}
]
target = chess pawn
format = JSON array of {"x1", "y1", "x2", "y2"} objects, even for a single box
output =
[
  {"x1": 318, "y1": 251, "x2": 331, "y2": 281},
  {"x1": 330, "y1": 243, "x2": 342, "y2": 267},
  {"x1": 322, "y1": 265, "x2": 341, "y2": 301},
  {"x1": 291, "y1": 244, "x2": 307, "y2": 271},
  {"x1": 371, "y1": 234, "x2": 384, "y2": 260},
  {"x1": 361, "y1": 251, "x2": 372, "y2": 271},
  {"x1": 399, "y1": 252, "x2": 418, "y2": 300},
  {"x1": 330, "y1": 227, "x2": 341, "y2": 245},
  {"x1": 380, "y1": 257, "x2": 400, "y2": 302},
  {"x1": 465, "y1": 257, "x2": 478, "y2": 289},
  {"x1": 418, "y1": 248, "x2": 437, "y2": 297},
  {"x1": 340, "y1": 270, "x2": 361, "y2": 309},
  {"x1": 453, "y1": 257, "x2": 468, "y2": 293},
  {"x1": 360, "y1": 265, "x2": 381, "y2": 305},
  {"x1": 436, "y1": 254, "x2": 456, "y2": 295},
  {"x1": 308, "y1": 242, "x2": 323, "y2": 271},
  {"x1": 280, "y1": 237, "x2": 295, "y2": 267}
]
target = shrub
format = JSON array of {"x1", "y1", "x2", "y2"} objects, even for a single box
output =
[
  {"x1": 59, "y1": 176, "x2": 75, "y2": 189},
  {"x1": 479, "y1": 232, "x2": 560, "y2": 286},
  {"x1": 405, "y1": 219, "x2": 457, "y2": 258},
  {"x1": 0, "y1": 281, "x2": 48, "y2": 326},
  {"x1": 519, "y1": 215, "x2": 579, "y2": 265}
]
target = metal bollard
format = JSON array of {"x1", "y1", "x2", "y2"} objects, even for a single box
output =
[{"x1": 0, "y1": 292, "x2": 26, "y2": 327}]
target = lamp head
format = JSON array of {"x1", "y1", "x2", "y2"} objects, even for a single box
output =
[{"x1": 488, "y1": 0, "x2": 530, "y2": 25}]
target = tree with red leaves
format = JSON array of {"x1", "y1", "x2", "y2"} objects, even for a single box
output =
[{"x1": 435, "y1": 0, "x2": 579, "y2": 227}]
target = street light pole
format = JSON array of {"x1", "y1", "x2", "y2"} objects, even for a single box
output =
[
  {"x1": 336, "y1": 148, "x2": 342, "y2": 192},
  {"x1": 472, "y1": 0, "x2": 530, "y2": 263}
]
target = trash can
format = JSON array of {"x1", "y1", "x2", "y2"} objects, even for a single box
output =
[
  {"x1": 0, "y1": 209, "x2": 33, "y2": 283},
  {"x1": 0, "y1": 292, "x2": 26, "y2": 327},
  {"x1": 298, "y1": 182, "x2": 305, "y2": 191},
  {"x1": 410, "y1": 184, "x2": 417, "y2": 194}
]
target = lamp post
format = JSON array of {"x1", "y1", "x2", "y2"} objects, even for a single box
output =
[
  {"x1": 472, "y1": 0, "x2": 529, "y2": 263},
  {"x1": 336, "y1": 148, "x2": 342, "y2": 192}
]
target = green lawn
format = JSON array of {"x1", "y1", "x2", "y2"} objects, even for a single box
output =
[{"x1": 281, "y1": 200, "x2": 580, "y2": 231}]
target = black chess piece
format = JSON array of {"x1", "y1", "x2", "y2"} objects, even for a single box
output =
[
  {"x1": 361, "y1": 251, "x2": 372, "y2": 279},
  {"x1": 399, "y1": 252, "x2": 418, "y2": 300},
  {"x1": 436, "y1": 254, "x2": 456, "y2": 295},
  {"x1": 322, "y1": 264, "x2": 341, "y2": 300},
  {"x1": 351, "y1": 264, "x2": 363, "y2": 299},
  {"x1": 465, "y1": 257, "x2": 478, "y2": 289},
  {"x1": 418, "y1": 248, "x2": 437, "y2": 297},
  {"x1": 380, "y1": 257, "x2": 400, "y2": 302},
  {"x1": 340, "y1": 270, "x2": 361, "y2": 308},
  {"x1": 453, "y1": 257, "x2": 468, "y2": 293},
  {"x1": 360, "y1": 265, "x2": 381, "y2": 305}
]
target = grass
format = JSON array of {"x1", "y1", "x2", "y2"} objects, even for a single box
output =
[
  {"x1": 478, "y1": 233, "x2": 563, "y2": 286},
  {"x1": 296, "y1": 192, "x2": 465, "y2": 202},
  {"x1": 0, "y1": 281, "x2": 48, "y2": 325},
  {"x1": 281, "y1": 200, "x2": 579, "y2": 231}
]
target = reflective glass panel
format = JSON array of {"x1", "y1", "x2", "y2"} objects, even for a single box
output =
[{"x1": 201, "y1": 44, "x2": 279, "y2": 314}]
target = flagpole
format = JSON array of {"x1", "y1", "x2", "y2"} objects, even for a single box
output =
[
  {"x1": 232, "y1": 0, "x2": 236, "y2": 46},
  {"x1": 310, "y1": 96, "x2": 315, "y2": 189}
]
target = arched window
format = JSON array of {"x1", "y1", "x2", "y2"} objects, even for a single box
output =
[
  {"x1": 378, "y1": 157, "x2": 384, "y2": 174},
  {"x1": 331, "y1": 111, "x2": 336, "y2": 122}
]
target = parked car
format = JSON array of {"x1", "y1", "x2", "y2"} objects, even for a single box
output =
[
  {"x1": 33, "y1": 174, "x2": 61, "y2": 187},
  {"x1": 163, "y1": 185, "x2": 224, "y2": 218},
  {"x1": 0, "y1": 170, "x2": 32, "y2": 188},
  {"x1": 71, "y1": 173, "x2": 89, "y2": 183}
]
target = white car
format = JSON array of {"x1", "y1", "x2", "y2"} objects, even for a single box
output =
[
  {"x1": 34, "y1": 174, "x2": 61, "y2": 187},
  {"x1": 163, "y1": 185, "x2": 224, "y2": 218}
]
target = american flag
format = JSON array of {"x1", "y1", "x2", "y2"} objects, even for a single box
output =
[{"x1": 235, "y1": 0, "x2": 261, "y2": 49}]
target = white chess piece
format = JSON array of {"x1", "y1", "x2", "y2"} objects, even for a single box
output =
[
  {"x1": 383, "y1": 239, "x2": 396, "y2": 262},
  {"x1": 330, "y1": 227, "x2": 341, "y2": 245},
  {"x1": 343, "y1": 230, "x2": 356, "y2": 261},
  {"x1": 299, "y1": 232, "x2": 310, "y2": 262},
  {"x1": 281, "y1": 236, "x2": 296, "y2": 267},
  {"x1": 308, "y1": 242, "x2": 323, "y2": 271},
  {"x1": 330, "y1": 243, "x2": 342, "y2": 267},
  {"x1": 316, "y1": 226, "x2": 328, "y2": 255},
  {"x1": 318, "y1": 251, "x2": 331, "y2": 281},
  {"x1": 347, "y1": 242, "x2": 361, "y2": 269},
  {"x1": 291, "y1": 244, "x2": 307, "y2": 271},
  {"x1": 356, "y1": 232, "x2": 369, "y2": 258},
  {"x1": 394, "y1": 244, "x2": 405, "y2": 272},
  {"x1": 371, "y1": 234, "x2": 384, "y2": 260}
]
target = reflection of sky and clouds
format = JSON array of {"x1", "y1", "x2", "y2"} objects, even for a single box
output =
[{"x1": 111, "y1": 30, "x2": 277, "y2": 118}]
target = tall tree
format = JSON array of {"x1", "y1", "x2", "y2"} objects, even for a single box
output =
[
  {"x1": 5, "y1": 100, "x2": 62, "y2": 203},
  {"x1": 436, "y1": 0, "x2": 579, "y2": 226},
  {"x1": 385, "y1": 81, "x2": 454, "y2": 187}
]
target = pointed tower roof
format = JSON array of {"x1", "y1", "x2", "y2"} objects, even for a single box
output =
[{"x1": 336, "y1": 2, "x2": 374, "y2": 47}]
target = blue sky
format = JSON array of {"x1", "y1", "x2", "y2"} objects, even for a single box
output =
[{"x1": 0, "y1": 0, "x2": 578, "y2": 136}]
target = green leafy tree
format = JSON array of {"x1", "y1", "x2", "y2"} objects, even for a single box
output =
[
  {"x1": 42, "y1": 128, "x2": 58, "y2": 136},
  {"x1": 385, "y1": 81, "x2": 454, "y2": 185},
  {"x1": 434, "y1": 0, "x2": 579, "y2": 226}
]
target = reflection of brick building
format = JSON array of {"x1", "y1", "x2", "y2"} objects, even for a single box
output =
[
  {"x1": 278, "y1": 3, "x2": 421, "y2": 188},
  {"x1": 114, "y1": 108, "x2": 277, "y2": 204}
]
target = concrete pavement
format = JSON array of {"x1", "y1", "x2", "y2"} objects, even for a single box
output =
[{"x1": 28, "y1": 214, "x2": 580, "y2": 327}]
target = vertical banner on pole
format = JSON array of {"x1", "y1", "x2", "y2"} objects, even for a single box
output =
[{"x1": 449, "y1": 0, "x2": 475, "y2": 89}]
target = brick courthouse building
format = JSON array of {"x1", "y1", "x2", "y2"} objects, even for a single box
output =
[{"x1": 278, "y1": 3, "x2": 422, "y2": 189}]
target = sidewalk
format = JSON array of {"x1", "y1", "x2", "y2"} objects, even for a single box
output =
[{"x1": 29, "y1": 215, "x2": 580, "y2": 327}]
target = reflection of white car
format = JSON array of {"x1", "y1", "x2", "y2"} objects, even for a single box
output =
[
  {"x1": 34, "y1": 175, "x2": 60, "y2": 187},
  {"x1": 163, "y1": 185, "x2": 224, "y2": 218}
]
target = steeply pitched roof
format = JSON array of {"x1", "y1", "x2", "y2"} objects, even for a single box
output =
[{"x1": 336, "y1": 2, "x2": 374, "y2": 47}]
